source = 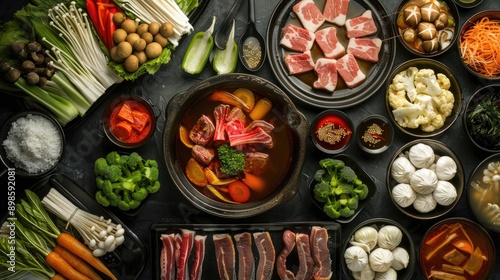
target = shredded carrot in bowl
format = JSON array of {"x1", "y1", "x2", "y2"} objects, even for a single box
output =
[{"x1": 460, "y1": 17, "x2": 500, "y2": 77}]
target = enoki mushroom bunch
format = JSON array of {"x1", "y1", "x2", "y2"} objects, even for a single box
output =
[{"x1": 42, "y1": 188, "x2": 125, "y2": 257}]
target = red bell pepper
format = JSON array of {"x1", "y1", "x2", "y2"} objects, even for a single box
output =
[{"x1": 86, "y1": 0, "x2": 123, "y2": 50}]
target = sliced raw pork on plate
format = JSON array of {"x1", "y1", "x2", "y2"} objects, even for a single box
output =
[
  {"x1": 347, "y1": 37, "x2": 382, "y2": 63},
  {"x1": 315, "y1": 27, "x2": 345, "y2": 59},
  {"x1": 253, "y1": 231, "x2": 276, "y2": 280},
  {"x1": 280, "y1": 24, "x2": 315, "y2": 53},
  {"x1": 323, "y1": 0, "x2": 351, "y2": 26},
  {"x1": 293, "y1": 0, "x2": 325, "y2": 32},
  {"x1": 336, "y1": 53, "x2": 366, "y2": 88},
  {"x1": 213, "y1": 233, "x2": 236, "y2": 280},
  {"x1": 235, "y1": 232, "x2": 255, "y2": 280},
  {"x1": 276, "y1": 230, "x2": 296, "y2": 280},
  {"x1": 310, "y1": 226, "x2": 333, "y2": 280},
  {"x1": 284, "y1": 51, "x2": 315, "y2": 75},
  {"x1": 313, "y1": 58, "x2": 338, "y2": 92},
  {"x1": 345, "y1": 10, "x2": 378, "y2": 38}
]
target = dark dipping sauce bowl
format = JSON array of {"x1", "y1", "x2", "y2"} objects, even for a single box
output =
[
  {"x1": 311, "y1": 109, "x2": 354, "y2": 154},
  {"x1": 356, "y1": 114, "x2": 394, "y2": 154}
]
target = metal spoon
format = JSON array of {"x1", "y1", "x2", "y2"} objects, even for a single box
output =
[
  {"x1": 213, "y1": 0, "x2": 245, "y2": 49},
  {"x1": 238, "y1": 0, "x2": 266, "y2": 71}
]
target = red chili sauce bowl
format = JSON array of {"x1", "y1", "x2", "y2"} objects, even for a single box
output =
[
  {"x1": 103, "y1": 95, "x2": 156, "y2": 148},
  {"x1": 311, "y1": 109, "x2": 354, "y2": 154}
]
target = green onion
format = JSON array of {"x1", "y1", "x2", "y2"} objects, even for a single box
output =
[{"x1": 182, "y1": 16, "x2": 216, "y2": 74}]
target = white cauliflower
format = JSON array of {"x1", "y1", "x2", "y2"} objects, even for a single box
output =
[{"x1": 387, "y1": 67, "x2": 455, "y2": 132}]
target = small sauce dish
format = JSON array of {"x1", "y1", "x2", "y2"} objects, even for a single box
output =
[
  {"x1": 356, "y1": 114, "x2": 393, "y2": 154},
  {"x1": 452, "y1": 0, "x2": 483, "y2": 9},
  {"x1": 310, "y1": 109, "x2": 353, "y2": 154}
]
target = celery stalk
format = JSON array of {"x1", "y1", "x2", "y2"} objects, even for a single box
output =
[
  {"x1": 182, "y1": 16, "x2": 216, "y2": 74},
  {"x1": 213, "y1": 20, "x2": 238, "y2": 75}
]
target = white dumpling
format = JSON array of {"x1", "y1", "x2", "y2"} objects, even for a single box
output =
[
  {"x1": 390, "y1": 156, "x2": 416, "y2": 184},
  {"x1": 391, "y1": 247, "x2": 410, "y2": 270},
  {"x1": 352, "y1": 226, "x2": 379, "y2": 252},
  {"x1": 413, "y1": 193, "x2": 437, "y2": 213},
  {"x1": 352, "y1": 264, "x2": 376, "y2": 280},
  {"x1": 392, "y1": 183, "x2": 417, "y2": 208},
  {"x1": 374, "y1": 268, "x2": 398, "y2": 280},
  {"x1": 433, "y1": 180, "x2": 457, "y2": 206},
  {"x1": 410, "y1": 168, "x2": 438, "y2": 194},
  {"x1": 345, "y1": 245, "x2": 369, "y2": 272},
  {"x1": 435, "y1": 156, "x2": 457, "y2": 180},
  {"x1": 408, "y1": 143, "x2": 435, "y2": 168},
  {"x1": 369, "y1": 248, "x2": 394, "y2": 272},
  {"x1": 377, "y1": 225, "x2": 402, "y2": 250}
]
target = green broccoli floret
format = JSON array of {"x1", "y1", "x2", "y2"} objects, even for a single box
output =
[
  {"x1": 94, "y1": 158, "x2": 109, "y2": 176},
  {"x1": 105, "y1": 151, "x2": 123, "y2": 166},
  {"x1": 323, "y1": 197, "x2": 342, "y2": 219},
  {"x1": 118, "y1": 190, "x2": 141, "y2": 211},
  {"x1": 319, "y1": 158, "x2": 345, "y2": 187},
  {"x1": 145, "y1": 159, "x2": 158, "y2": 168},
  {"x1": 95, "y1": 191, "x2": 110, "y2": 207},
  {"x1": 347, "y1": 196, "x2": 359, "y2": 211},
  {"x1": 108, "y1": 192, "x2": 122, "y2": 207},
  {"x1": 334, "y1": 181, "x2": 354, "y2": 195},
  {"x1": 313, "y1": 180, "x2": 333, "y2": 203},
  {"x1": 339, "y1": 166, "x2": 363, "y2": 186},
  {"x1": 146, "y1": 181, "x2": 161, "y2": 194},
  {"x1": 126, "y1": 152, "x2": 143, "y2": 171},
  {"x1": 353, "y1": 183, "x2": 369, "y2": 200},
  {"x1": 132, "y1": 187, "x2": 148, "y2": 201},
  {"x1": 339, "y1": 206, "x2": 355, "y2": 218},
  {"x1": 314, "y1": 169, "x2": 327, "y2": 182},
  {"x1": 217, "y1": 144, "x2": 245, "y2": 176},
  {"x1": 338, "y1": 193, "x2": 350, "y2": 205}
]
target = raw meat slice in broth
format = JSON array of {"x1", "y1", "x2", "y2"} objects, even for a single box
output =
[
  {"x1": 347, "y1": 37, "x2": 382, "y2": 63},
  {"x1": 314, "y1": 58, "x2": 338, "y2": 92},
  {"x1": 253, "y1": 231, "x2": 276, "y2": 280},
  {"x1": 336, "y1": 53, "x2": 366, "y2": 88},
  {"x1": 280, "y1": 24, "x2": 315, "y2": 53},
  {"x1": 345, "y1": 10, "x2": 378, "y2": 38},
  {"x1": 234, "y1": 232, "x2": 255, "y2": 280},
  {"x1": 323, "y1": 0, "x2": 351, "y2": 26},
  {"x1": 315, "y1": 27, "x2": 345, "y2": 59},
  {"x1": 293, "y1": 0, "x2": 325, "y2": 32}
]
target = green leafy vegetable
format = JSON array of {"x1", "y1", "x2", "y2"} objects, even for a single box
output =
[
  {"x1": 466, "y1": 91, "x2": 500, "y2": 149},
  {"x1": 217, "y1": 144, "x2": 246, "y2": 176}
]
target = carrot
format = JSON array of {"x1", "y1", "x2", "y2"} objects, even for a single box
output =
[
  {"x1": 112, "y1": 121, "x2": 133, "y2": 139},
  {"x1": 459, "y1": 17, "x2": 500, "y2": 77},
  {"x1": 45, "y1": 251, "x2": 91, "y2": 280},
  {"x1": 54, "y1": 245, "x2": 103, "y2": 280},
  {"x1": 241, "y1": 172, "x2": 267, "y2": 193},
  {"x1": 228, "y1": 181, "x2": 251, "y2": 203},
  {"x1": 56, "y1": 233, "x2": 117, "y2": 280},
  {"x1": 50, "y1": 274, "x2": 68, "y2": 280}
]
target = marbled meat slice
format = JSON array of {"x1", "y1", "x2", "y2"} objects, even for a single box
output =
[
  {"x1": 276, "y1": 230, "x2": 296, "y2": 280},
  {"x1": 245, "y1": 120, "x2": 274, "y2": 134},
  {"x1": 313, "y1": 58, "x2": 338, "y2": 93},
  {"x1": 214, "y1": 104, "x2": 230, "y2": 142},
  {"x1": 280, "y1": 24, "x2": 315, "y2": 53},
  {"x1": 323, "y1": 0, "x2": 350, "y2": 26},
  {"x1": 189, "y1": 235, "x2": 207, "y2": 280},
  {"x1": 234, "y1": 232, "x2": 255, "y2": 280},
  {"x1": 315, "y1": 27, "x2": 345, "y2": 59},
  {"x1": 295, "y1": 233, "x2": 314, "y2": 280},
  {"x1": 293, "y1": 0, "x2": 325, "y2": 32},
  {"x1": 253, "y1": 231, "x2": 276, "y2": 280},
  {"x1": 284, "y1": 51, "x2": 315, "y2": 75},
  {"x1": 310, "y1": 226, "x2": 332, "y2": 280},
  {"x1": 189, "y1": 114, "x2": 215, "y2": 146},
  {"x1": 347, "y1": 37, "x2": 382, "y2": 63},
  {"x1": 191, "y1": 145, "x2": 214, "y2": 165},
  {"x1": 345, "y1": 10, "x2": 378, "y2": 38},
  {"x1": 336, "y1": 53, "x2": 366, "y2": 88},
  {"x1": 213, "y1": 233, "x2": 236, "y2": 280},
  {"x1": 176, "y1": 229, "x2": 195, "y2": 280},
  {"x1": 161, "y1": 234, "x2": 176, "y2": 280}
]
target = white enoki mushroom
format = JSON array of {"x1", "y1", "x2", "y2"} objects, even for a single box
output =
[
  {"x1": 487, "y1": 203, "x2": 500, "y2": 225},
  {"x1": 41, "y1": 188, "x2": 125, "y2": 257}
]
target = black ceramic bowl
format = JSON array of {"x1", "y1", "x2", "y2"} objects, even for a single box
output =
[
  {"x1": 395, "y1": 0, "x2": 459, "y2": 57},
  {"x1": 309, "y1": 154, "x2": 377, "y2": 223},
  {"x1": 341, "y1": 218, "x2": 416, "y2": 280},
  {"x1": 310, "y1": 109, "x2": 354, "y2": 154},
  {"x1": 463, "y1": 84, "x2": 500, "y2": 153},
  {"x1": 452, "y1": 0, "x2": 483, "y2": 9},
  {"x1": 0, "y1": 110, "x2": 65, "y2": 178},
  {"x1": 102, "y1": 95, "x2": 156, "y2": 149},
  {"x1": 467, "y1": 153, "x2": 500, "y2": 233},
  {"x1": 162, "y1": 74, "x2": 308, "y2": 218},
  {"x1": 356, "y1": 114, "x2": 394, "y2": 154},
  {"x1": 420, "y1": 217, "x2": 495, "y2": 279},
  {"x1": 458, "y1": 10, "x2": 500, "y2": 80},
  {"x1": 386, "y1": 139, "x2": 465, "y2": 220},
  {"x1": 385, "y1": 58, "x2": 462, "y2": 138}
]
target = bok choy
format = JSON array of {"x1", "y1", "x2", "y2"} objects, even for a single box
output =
[
  {"x1": 213, "y1": 20, "x2": 238, "y2": 75},
  {"x1": 182, "y1": 16, "x2": 216, "y2": 74}
]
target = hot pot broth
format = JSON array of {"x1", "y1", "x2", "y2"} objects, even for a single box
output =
[
  {"x1": 176, "y1": 89, "x2": 294, "y2": 203},
  {"x1": 420, "y1": 221, "x2": 492, "y2": 279}
]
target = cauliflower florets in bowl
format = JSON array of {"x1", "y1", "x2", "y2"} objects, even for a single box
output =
[{"x1": 385, "y1": 58, "x2": 462, "y2": 137}]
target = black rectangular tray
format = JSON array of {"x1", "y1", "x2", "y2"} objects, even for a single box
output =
[{"x1": 150, "y1": 222, "x2": 341, "y2": 280}]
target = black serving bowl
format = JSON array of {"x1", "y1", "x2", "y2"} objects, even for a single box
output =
[
  {"x1": 0, "y1": 110, "x2": 65, "y2": 178},
  {"x1": 356, "y1": 114, "x2": 394, "y2": 154},
  {"x1": 385, "y1": 58, "x2": 462, "y2": 138},
  {"x1": 310, "y1": 109, "x2": 354, "y2": 154},
  {"x1": 386, "y1": 139, "x2": 465, "y2": 220},
  {"x1": 395, "y1": 0, "x2": 459, "y2": 57},
  {"x1": 458, "y1": 11, "x2": 500, "y2": 80},
  {"x1": 162, "y1": 74, "x2": 308, "y2": 218},
  {"x1": 309, "y1": 154, "x2": 377, "y2": 223},
  {"x1": 341, "y1": 218, "x2": 416, "y2": 280},
  {"x1": 463, "y1": 84, "x2": 500, "y2": 153},
  {"x1": 452, "y1": 0, "x2": 483, "y2": 9}
]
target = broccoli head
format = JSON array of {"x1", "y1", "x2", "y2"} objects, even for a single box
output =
[
  {"x1": 132, "y1": 187, "x2": 148, "y2": 201},
  {"x1": 339, "y1": 166, "x2": 363, "y2": 186},
  {"x1": 353, "y1": 183, "x2": 369, "y2": 200},
  {"x1": 217, "y1": 144, "x2": 245, "y2": 176},
  {"x1": 146, "y1": 181, "x2": 161, "y2": 194},
  {"x1": 347, "y1": 196, "x2": 359, "y2": 211},
  {"x1": 319, "y1": 158, "x2": 345, "y2": 187},
  {"x1": 313, "y1": 180, "x2": 333, "y2": 203},
  {"x1": 339, "y1": 206, "x2": 355, "y2": 218},
  {"x1": 323, "y1": 198, "x2": 342, "y2": 219},
  {"x1": 95, "y1": 191, "x2": 110, "y2": 207}
]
